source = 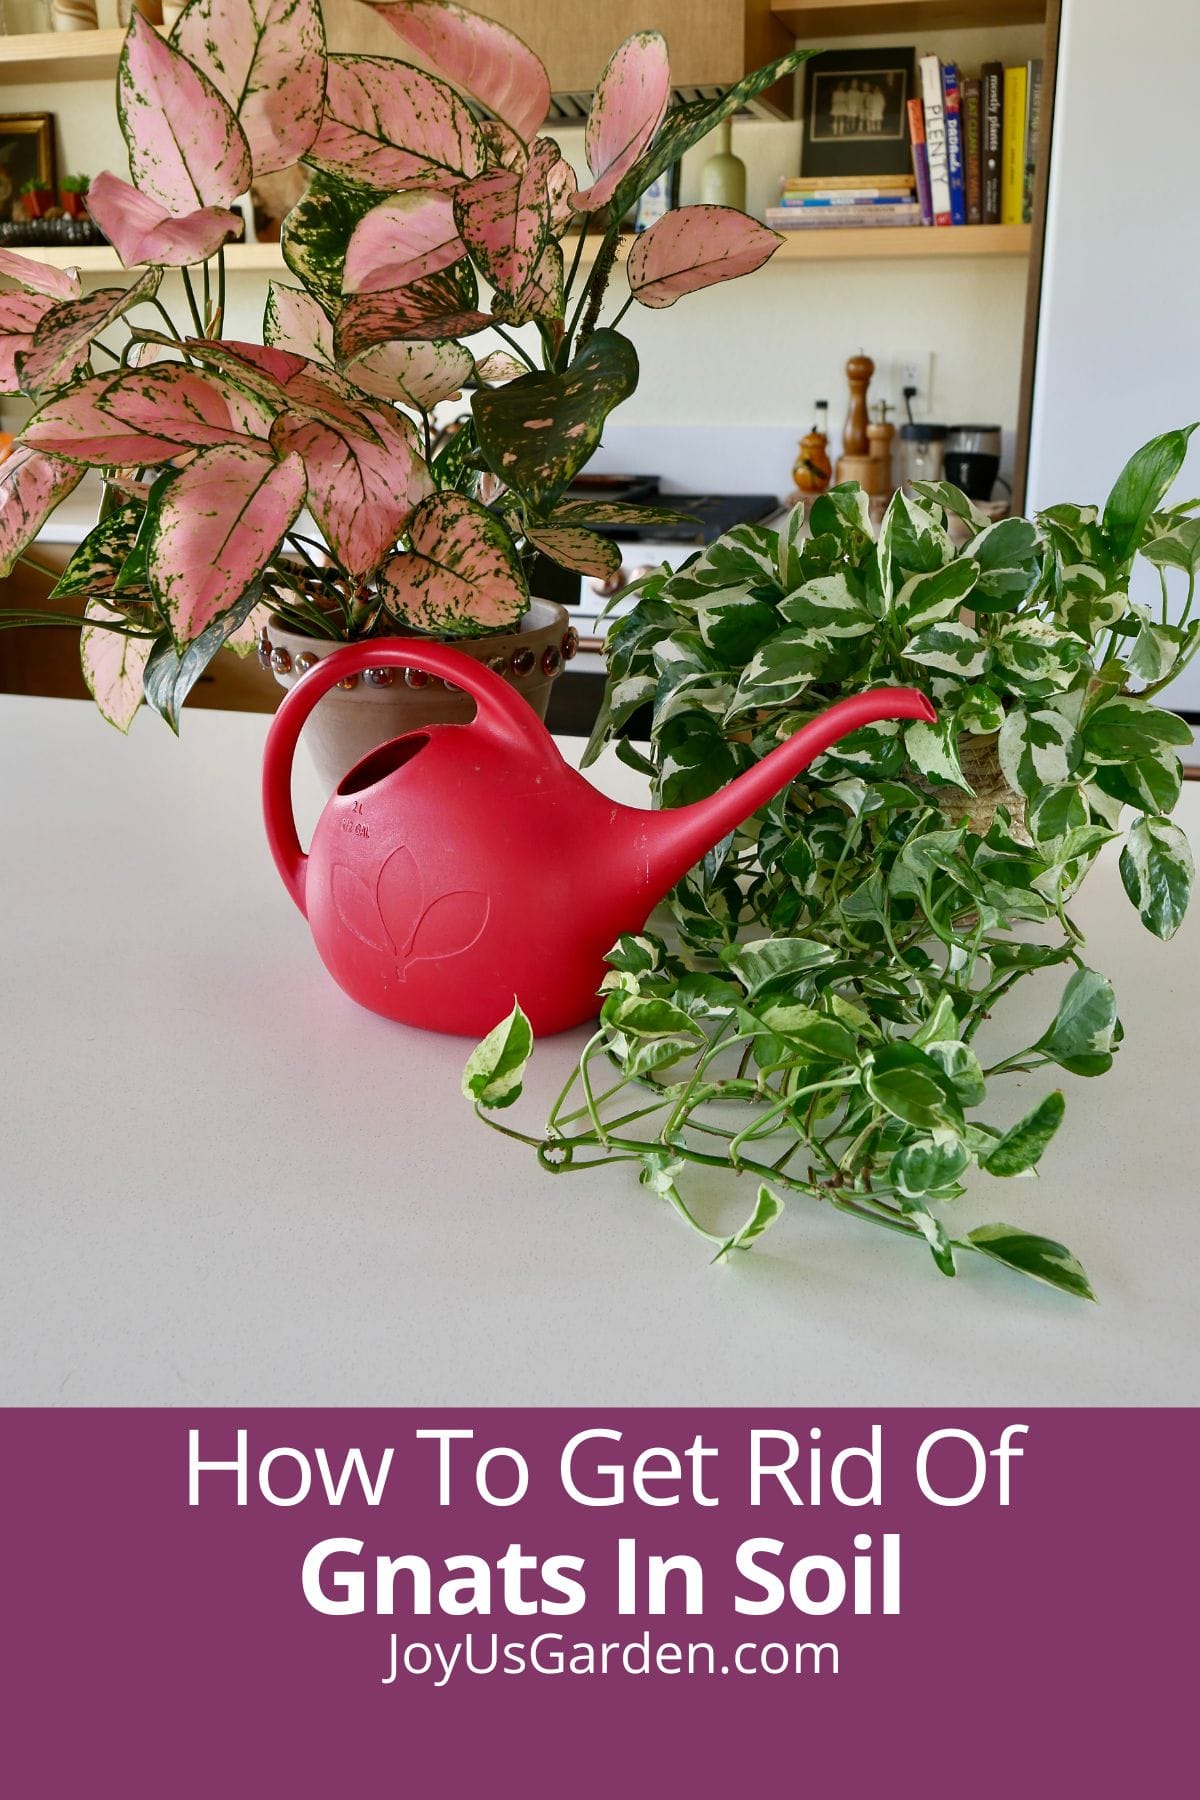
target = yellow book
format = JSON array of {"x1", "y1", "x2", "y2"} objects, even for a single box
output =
[{"x1": 1001, "y1": 65, "x2": 1028, "y2": 225}]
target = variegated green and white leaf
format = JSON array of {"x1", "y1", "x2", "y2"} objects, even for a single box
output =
[
  {"x1": 902, "y1": 620, "x2": 987, "y2": 679},
  {"x1": 725, "y1": 630, "x2": 825, "y2": 719},
  {"x1": 1119, "y1": 814, "x2": 1193, "y2": 939},
  {"x1": 892, "y1": 555, "x2": 978, "y2": 631},
  {"x1": 905, "y1": 716, "x2": 971, "y2": 791},
  {"x1": 778, "y1": 572, "x2": 875, "y2": 640},
  {"x1": 998, "y1": 706, "x2": 1080, "y2": 797}
]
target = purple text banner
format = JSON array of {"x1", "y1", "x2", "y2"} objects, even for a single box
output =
[{"x1": 2, "y1": 1408, "x2": 1194, "y2": 1795}]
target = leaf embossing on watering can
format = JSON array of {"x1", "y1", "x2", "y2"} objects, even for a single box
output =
[
  {"x1": 375, "y1": 843, "x2": 424, "y2": 957},
  {"x1": 401, "y1": 890, "x2": 490, "y2": 977},
  {"x1": 331, "y1": 863, "x2": 391, "y2": 954}
]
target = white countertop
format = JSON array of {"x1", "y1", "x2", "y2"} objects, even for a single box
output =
[{"x1": 1, "y1": 692, "x2": 1197, "y2": 1405}]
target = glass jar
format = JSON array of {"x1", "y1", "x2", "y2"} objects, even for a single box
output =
[{"x1": 896, "y1": 423, "x2": 947, "y2": 489}]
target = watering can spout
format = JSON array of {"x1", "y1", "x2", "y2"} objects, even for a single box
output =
[{"x1": 635, "y1": 687, "x2": 936, "y2": 902}]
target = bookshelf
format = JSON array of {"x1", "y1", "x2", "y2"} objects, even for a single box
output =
[
  {"x1": 17, "y1": 224, "x2": 1030, "y2": 277},
  {"x1": 772, "y1": 2, "x2": 1046, "y2": 32},
  {"x1": 0, "y1": 28, "x2": 128, "y2": 84}
]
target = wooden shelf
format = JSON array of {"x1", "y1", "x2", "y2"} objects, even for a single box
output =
[
  {"x1": 772, "y1": 0, "x2": 1045, "y2": 33},
  {"x1": 770, "y1": 222, "x2": 1030, "y2": 257},
  {"x1": 0, "y1": 27, "x2": 126, "y2": 84},
  {"x1": 15, "y1": 224, "x2": 1028, "y2": 279},
  {"x1": 16, "y1": 242, "x2": 289, "y2": 272}
]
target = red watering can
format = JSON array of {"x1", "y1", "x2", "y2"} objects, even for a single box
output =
[{"x1": 262, "y1": 639, "x2": 935, "y2": 1037}]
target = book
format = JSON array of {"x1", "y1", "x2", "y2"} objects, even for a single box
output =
[
  {"x1": 919, "y1": 54, "x2": 951, "y2": 226},
  {"x1": 781, "y1": 173, "x2": 915, "y2": 191},
  {"x1": 963, "y1": 77, "x2": 982, "y2": 226},
  {"x1": 765, "y1": 204, "x2": 923, "y2": 229},
  {"x1": 1023, "y1": 58, "x2": 1044, "y2": 223},
  {"x1": 776, "y1": 193, "x2": 916, "y2": 207},
  {"x1": 1001, "y1": 64, "x2": 1028, "y2": 225},
  {"x1": 907, "y1": 96, "x2": 933, "y2": 226},
  {"x1": 981, "y1": 61, "x2": 1003, "y2": 224},
  {"x1": 942, "y1": 62, "x2": 966, "y2": 226},
  {"x1": 777, "y1": 188, "x2": 915, "y2": 202}
]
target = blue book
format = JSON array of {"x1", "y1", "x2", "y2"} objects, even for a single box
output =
[{"x1": 942, "y1": 62, "x2": 967, "y2": 226}]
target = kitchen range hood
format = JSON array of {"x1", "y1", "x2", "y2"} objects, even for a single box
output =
[{"x1": 321, "y1": 0, "x2": 801, "y2": 119}]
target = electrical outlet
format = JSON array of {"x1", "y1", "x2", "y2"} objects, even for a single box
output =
[{"x1": 896, "y1": 353, "x2": 935, "y2": 407}]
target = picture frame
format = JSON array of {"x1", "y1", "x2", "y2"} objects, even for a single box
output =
[
  {"x1": 801, "y1": 49, "x2": 916, "y2": 180},
  {"x1": 0, "y1": 114, "x2": 57, "y2": 221}
]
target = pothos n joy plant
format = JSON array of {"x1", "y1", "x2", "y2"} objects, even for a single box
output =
[
  {"x1": 0, "y1": 0, "x2": 813, "y2": 732},
  {"x1": 465, "y1": 429, "x2": 1198, "y2": 1302}
]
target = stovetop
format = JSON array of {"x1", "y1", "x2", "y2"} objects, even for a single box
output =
[{"x1": 562, "y1": 474, "x2": 780, "y2": 544}]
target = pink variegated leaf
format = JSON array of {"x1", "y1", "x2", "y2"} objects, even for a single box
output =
[
  {"x1": 80, "y1": 601, "x2": 155, "y2": 732},
  {"x1": 479, "y1": 119, "x2": 526, "y2": 170},
  {"x1": 379, "y1": 491, "x2": 527, "y2": 634},
  {"x1": 345, "y1": 338, "x2": 473, "y2": 408},
  {"x1": 0, "y1": 292, "x2": 55, "y2": 395},
  {"x1": 102, "y1": 364, "x2": 274, "y2": 447},
  {"x1": 172, "y1": 0, "x2": 326, "y2": 176},
  {"x1": 368, "y1": 1, "x2": 550, "y2": 144},
  {"x1": 22, "y1": 363, "x2": 265, "y2": 464},
  {"x1": 473, "y1": 350, "x2": 525, "y2": 385},
  {"x1": 190, "y1": 339, "x2": 377, "y2": 437},
  {"x1": 523, "y1": 523, "x2": 621, "y2": 580},
  {"x1": 271, "y1": 404, "x2": 431, "y2": 579},
  {"x1": 0, "y1": 446, "x2": 84, "y2": 577},
  {"x1": 575, "y1": 32, "x2": 670, "y2": 212},
  {"x1": 342, "y1": 193, "x2": 464, "y2": 297},
  {"x1": 263, "y1": 281, "x2": 335, "y2": 365},
  {"x1": 545, "y1": 150, "x2": 578, "y2": 229},
  {"x1": 453, "y1": 136, "x2": 559, "y2": 295},
  {"x1": 17, "y1": 267, "x2": 161, "y2": 398},
  {"x1": 491, "y1": 240, "x2": 563, "y2": 327},
  {"x1": 0, "y1": 248, "x2": 82, "y2": 300},
  {"x1": 224, "y1": 598, "x2": 274, "y2": 657},
  {"x1": 118, "y1": 11, "x2": 252, "y2": 213},
  {"x1": 148, "y1": 444, "x2": 306, "y2": 643},
  {"x1": 308, "y1": 56, "x2": 485, "y2": 192},
  {"x1": 627, "y1": 205, "x2": 782, "y2": 308},
  {"x1": 86, "y1": 171, "x2": 243, "y2": 269},
  {"x1": 23, "y1": 373, "x2": 194, "y2": 465},
  {"x1": 335, "y1": 267, "x2": 491, "y2": 360}
]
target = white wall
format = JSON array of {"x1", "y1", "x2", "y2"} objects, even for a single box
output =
[{"x1": 1027, "y1": 0, "x2": 1200, "y2": 708}]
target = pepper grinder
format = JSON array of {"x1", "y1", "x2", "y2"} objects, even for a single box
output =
[
  {"x1": 836, "y1": 353, "x2": 881, "y2": 489},
  {"x1": 867, "y1": 398, "x2": 896, "y2": 494},
  {"x1": 793, "y1": 399, "x2": 832, "y2": 496}
]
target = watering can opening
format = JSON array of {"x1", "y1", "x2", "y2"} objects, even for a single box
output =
[{"x1": 337, "y1": 732, "x2": 431, "y2": 798}]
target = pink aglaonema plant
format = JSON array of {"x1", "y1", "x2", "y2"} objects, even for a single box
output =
[{"x1": 0, "y1": 0, "x2": 815, "y2": 733}]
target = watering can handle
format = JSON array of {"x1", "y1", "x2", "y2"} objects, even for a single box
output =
[{"x1": 262, "y1": 635, "x2": 549, "y2": 916}]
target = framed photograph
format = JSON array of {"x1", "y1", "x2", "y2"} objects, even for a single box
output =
[
  {"x1": 802, "y1": 49, "x2": 915, "y2": 179},
  {"x1": 0, "y1": 114, "x2": 57, "y2": 221}
]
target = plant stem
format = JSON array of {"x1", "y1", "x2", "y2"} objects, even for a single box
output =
[
  {"x1": 489, "y1": 324, "x2": 538, "y2": 372},
  {"x1": 180, "y1": 266, "x2": 205, "y2": 337}
]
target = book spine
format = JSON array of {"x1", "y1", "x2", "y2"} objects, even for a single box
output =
[
  {"x1": 942, "y1": 62, "x2": 966, "y2": 226},
  {"x1": 982, "y1": 61, "x2": 1003, "y2": 225},
  {"x1": 782, "y1": 176, "x2": 915, "y2": 191},
  {"x1": 907, "y1": 97, "x2": 933, "y2": 226},
  {"x1": 963, "y1": 78, "x2": 982, "y2": 226},
  {"x1": 764, "y1": 206, "x2": 922, "y2": 228},
  {"x1": 1001, "y1": 64, "x2": 1028, "y2": 225},
  {"x1": 920, "y1": 54, "x2": 952, "y2": 226},
  {"x1": 777, "y1": 194, "x2": 915, "y2": 207},
  {"x1": 1023, "y1": 58, "x2": 1044, "y2": 223}
]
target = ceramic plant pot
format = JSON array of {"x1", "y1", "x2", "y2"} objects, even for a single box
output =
[{"x1": 259, "y1": 599, "x2": 578, "y2": 791}]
